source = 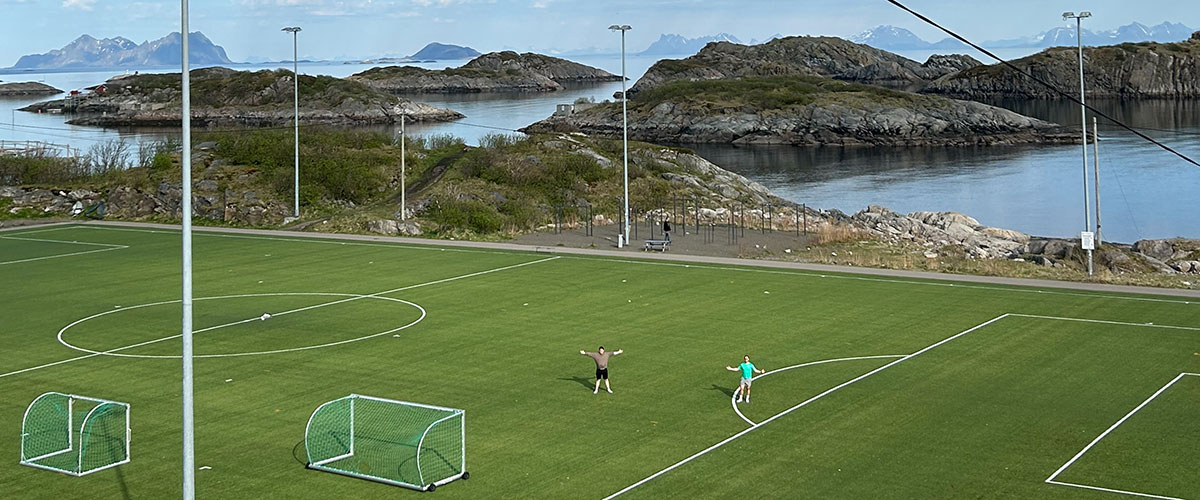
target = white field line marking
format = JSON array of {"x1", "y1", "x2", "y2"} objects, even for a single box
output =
[
  {"x1": 1044, "y1": 373, "x2": 1198, "y2": 500},
  {"x1": 731, "y1": 355, "x2": 906, "y2": 426},
  {"x1": 0, "y1": 256, "x2": 558, "y2": 379},
  {"x1": 76, "y1": 224, "x2": 1200, "y2": 307},
  {"x1": 77, "y1": 225, "x2": 518, "y2": 256},
  {"x1": 1045, "y1": 480, "x2": 1184, "y2": 500},
  {"x1": 56, "y1": 293, "x2": 425, "y2": 359},
  {"x1": 0, "y1": 235, "x2": 128, "y2": 265},
  {"x1": 568, "y1": 256, "x2": 1199, "y2": 307},
  {"x1": 0, "y1": 224, "x2": 79, "y2": 235},
  {"x1": 601, "y1": 314, "x2": 1011, "y2": 499},
  {"x1": 1010, "y1": 313, "x2": 1200, "y2": 332}
]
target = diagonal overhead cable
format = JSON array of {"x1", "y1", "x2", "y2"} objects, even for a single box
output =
[{"x1": 885, "y1": 0, "x2": 1200, "y2": 169}]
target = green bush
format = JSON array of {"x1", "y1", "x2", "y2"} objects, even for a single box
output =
[{"x1": 429, "y1": 197, "x2": 504, "y2": 233}]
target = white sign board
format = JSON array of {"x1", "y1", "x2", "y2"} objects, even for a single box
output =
[{"x1": 1081, "y1": 231, "x2": 1095, "y2": 250}]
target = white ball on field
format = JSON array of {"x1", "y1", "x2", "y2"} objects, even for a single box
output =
[{"x1": 260, "y1": 313, "x2": 271, "y2": 321}]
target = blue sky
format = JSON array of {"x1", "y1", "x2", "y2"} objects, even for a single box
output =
[{"x1": 0, "y1": 0, "x2": 1196, "y2": 63}]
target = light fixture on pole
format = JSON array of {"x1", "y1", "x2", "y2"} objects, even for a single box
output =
[
  {"x1": 609, "y1": 24, "x2": 632, "y2": 248},
  {"x1": 180, "y1": 2, "x2": 195, "y2": 499},
  {"x1": 282, "y1": 26, "x2": 302, "y2": 218},
  {"x1": 1063, "y1": 11, "x2": 1093, "y2": 276}
]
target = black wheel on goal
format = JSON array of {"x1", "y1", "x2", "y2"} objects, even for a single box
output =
[
  {"x1": 426, "y1": 484, "x2": 436, "y2": 492},
  {"x1": 461, "y1": 471, "x2": 470, "y2": 480}
]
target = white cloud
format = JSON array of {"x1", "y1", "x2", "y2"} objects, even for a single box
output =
[{"x1": 61, "y1": 0, "x2": 96, "y2": 10}]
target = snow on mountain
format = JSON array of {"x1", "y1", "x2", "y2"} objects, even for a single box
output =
[
  {"x1": 639, "y1": 33, "x2": 744, "y2": 56},
  {"x1": 850, "y1": 26, "x2": 932, "y2": 50},
  {"x1": 849, "y1": 21, "x2": 1194, "y2": 51}
]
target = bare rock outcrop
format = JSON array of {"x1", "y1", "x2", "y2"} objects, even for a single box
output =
[{"x1": 924, "y1": 36, "x2": 1200, "y2": 99}]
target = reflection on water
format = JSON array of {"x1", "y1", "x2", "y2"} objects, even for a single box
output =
[
  {"x1": 3, "y1": 61, "x2": 1197, "y2": 242},
  {"x1": 686, "y1": 97, "x2": 1200, "y2": 242}
]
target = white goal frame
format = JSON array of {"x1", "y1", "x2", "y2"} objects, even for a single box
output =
[
  {"x1": 304, "y1": 394, "x2": 466, "y2": 491},
  {"x1": 20, "y1": 392, "x2": 131, "y2": 476}
]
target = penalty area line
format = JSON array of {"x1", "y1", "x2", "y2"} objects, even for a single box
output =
[
  {"x1": 602, "y1": 313, "x2": 1010, "y2": 499},
  {"x1": 1044, "y1": 372, "x2": 1197, "y2": 500},
  {"x1": 0, "y1": 235, "x2": 128, "y2": 266},
  {"x1": 731, "y1": 355, "x2": 906, "y2": 426}
]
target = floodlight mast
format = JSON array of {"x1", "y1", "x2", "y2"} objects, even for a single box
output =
[
  {"x1": 180, "y1": 2, "x2": 195, "y2": 499},
  {"x1": 1063, "y1": 10, "x2": 1093, "y2": 275},
  {"x1": 282, "y1": 26, "x2": 302, "y2": 218},
  {"x1": 609, "y1": 24, "x2": 632, "y2": 248}
]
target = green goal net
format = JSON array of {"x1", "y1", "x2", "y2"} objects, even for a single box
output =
[
  {"x1": 20, "y1": 392, "x2": 130, "y2": 476},
  {"x1": 305, "y1": 394, "x2": 466, "y2": 491}
]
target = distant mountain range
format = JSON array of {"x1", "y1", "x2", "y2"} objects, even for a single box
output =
[
  {"x1": 638, "y1": 33, "x2": 788, "y2": 56},
  {"x1": 851, "y1": 21, "x2": 1195, "y2": 51},
  {"x1": 10, "y1": 32, "x2": 232, "y2": 70},
  {"x1": 409, "y1": 42, "x2": 480, "y2": 60},
  {"x1": 639, "y1": 33, "x2": 742, "y2": 55}
]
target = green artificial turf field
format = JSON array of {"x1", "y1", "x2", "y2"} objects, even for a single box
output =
[{"x1": 1, "y1": 224, "x2": 1197, "y2": 499}]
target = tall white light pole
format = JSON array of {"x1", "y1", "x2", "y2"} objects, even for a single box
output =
[
  {"x1": 180, "y1": 2, "x2": 195, "y2": 499},
  {"x1": 1064, "y1": 11, "x2": 1093, "y2": 275},
  {"x1": 609, "y1": 24, "x2": 631, "y2": 248},
  {"x1": 400, "y1": 114, "x2": 406, "y2": 221},
  {"x1": 282, "y1": 26, "x2": 302, "y2": 218}
]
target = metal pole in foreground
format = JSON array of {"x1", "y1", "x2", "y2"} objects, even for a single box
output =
[
  {"x1": 180, "y1": 3, "x2": 195, "y2": 499},
  {"x1": 1064, "y1": 11, "x2": 1092, "y2": 275},
  {"x1": 609, "y1": 24, "x2": 632, "y2": 247},
  {"x1": 400, "y1": 114, "x2": 406, "y2": 221},
  {"x1": 1093, "y1": 117, "x2": 1102, "y2": 247},
  {"x1": 282, "y1": 26, "x2": 302, "y2": 218}
]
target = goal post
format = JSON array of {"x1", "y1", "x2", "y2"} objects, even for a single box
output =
[
  {"x1": 305, "y1": 394, "x2": 467, "y2": 491},
  {"x1": 20, "y1": 392, "x2": 130, "y2": 476}
]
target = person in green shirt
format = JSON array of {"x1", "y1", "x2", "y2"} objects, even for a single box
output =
[{"x1": 726, "y1": 354, "x2": 765, "y2": 403}]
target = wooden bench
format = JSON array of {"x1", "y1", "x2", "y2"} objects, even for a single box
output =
[{"x1": 644, "y1": 239, "x2": 670, "y2": 252}]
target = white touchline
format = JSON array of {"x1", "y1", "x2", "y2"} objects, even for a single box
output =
[
  {"x1": 0, "y1": 256, "x2": 559, "y2": 380},
  {"x1": 74, "y1": 223, "x2": 1200, "y2": 308},
  {"x1": 731, "y1": 355, "x2": 906, "y2": 426},
  {"x1": 1044, "y1": 480, "x2": 1184, "y2": 500},
  {"x1": 573, "y1": 256, "x2": 1199, "y2": 307},
  {"x1": 1044, "y1": 372, "x2": 1198, "y2": 500},
  {"x1": 1011, "y1": 313, "x2": 1200, "y2": 331},
  {"x1": 601, "y1": 314, "x2": 1011, "y2": 499},
  {"x1": 0, "y1": 235, "x2": 129, "y2": 265}
]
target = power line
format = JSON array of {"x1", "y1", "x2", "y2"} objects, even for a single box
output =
[{"x1": 885, "y1": 0, "x2": 1200, "y2": 169}]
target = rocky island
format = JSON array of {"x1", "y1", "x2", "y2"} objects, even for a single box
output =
[
  {"x1": 522, "y1": 75, "x2": 1075, "y2": 146},
  {"x1": 924, "y1": 31, "x2": 1200, "y2": 99},
  {"x1": 0, "y1": 82, "x2": 62, "y2": 96},
  {"x1": 626, "y1": 36, "x2": 982, "y2": 96},
  {"x1": 19, "y1": 67, "x2": 462, "y2": 127},
  {"x1": 348, "y1": 51, "x2": 623, "y2": 93}
]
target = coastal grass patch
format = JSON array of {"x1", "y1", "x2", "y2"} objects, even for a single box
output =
[{"x1": 1, "y1": 225, "x2": 1197, "y2": 499}]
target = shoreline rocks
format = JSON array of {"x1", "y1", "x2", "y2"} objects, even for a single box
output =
[
  {"x1": 18, "y1": 67, "x2": 463, "y2": 127},
  {"x1": 0, "y1": 82, "x2": 62, "y2": 96}
]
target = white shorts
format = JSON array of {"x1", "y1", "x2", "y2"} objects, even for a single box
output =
[{"x1": 739, "y1": 378, "x2": 752, "y2": 388}]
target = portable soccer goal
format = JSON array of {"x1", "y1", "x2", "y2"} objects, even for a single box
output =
[
  {"x1": 305, "y1": 394, "x2": 467, "y2": 491},
  {"x1": 20, "y1": 392, "x2": 130, "y2": 476}
]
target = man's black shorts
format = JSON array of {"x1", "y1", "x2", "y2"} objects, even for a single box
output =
[{"x1": 596, "y1": 368, "x2": 609, "y2": 380}]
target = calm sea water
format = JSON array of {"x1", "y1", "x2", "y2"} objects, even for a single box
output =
[{"x1": 1, "y1": 55, "x2": 1197, "y2": 242}]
